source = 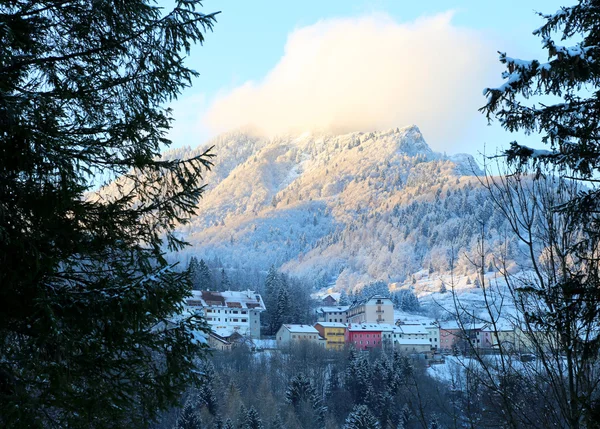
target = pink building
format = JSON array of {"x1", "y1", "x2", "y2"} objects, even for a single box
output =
[{"x1": 345, "y1": 324, "x2": 383, "y2": 350}]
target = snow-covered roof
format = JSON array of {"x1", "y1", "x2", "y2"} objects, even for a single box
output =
[
  {"x1": 395, "y1": 338, "x2": 432, "y2": 346},
  {"x1": 347, "y1": 323, "x2": 398, "y2": 332},
  {"x1": 439, "y1": 321, "x2": 487, "y2": 331},
  {"x1": 282, "y1": 324, "x2": 320, "y2": 334},
  {"x1": 398, "y1": 324, "x2": 429, "y2": 335},
  {"x1": 315, "y1": 322, "x2": 347, "y2": 328},
  {"x1": 186, "y1": 290, "x2": 266, "y2": 311},
  {"x1": 316, "y1": 306, "x2": 349, "y2": 313}
]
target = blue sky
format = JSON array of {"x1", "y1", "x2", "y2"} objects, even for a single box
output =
[{"x1": 164, "y1": 0, "x2": 566, "y2": 157}]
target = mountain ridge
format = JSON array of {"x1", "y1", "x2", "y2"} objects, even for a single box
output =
[{"x1": 165, "y1": 125, "x2": 506, "y2": 291}]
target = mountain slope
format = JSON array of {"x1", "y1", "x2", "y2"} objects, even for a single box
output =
[{"x1": 167, "y1": 126, "x2": 511, "y2": 290}]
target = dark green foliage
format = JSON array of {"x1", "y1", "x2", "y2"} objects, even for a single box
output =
[
  {"x1": 220, "y1": 268, "x2": 231, "y2": 291},
  {"x1": 176, "y1": 400, "x2": 203, "y2": 429},
  {"x1": 269, "y1": 414, "x2": 285, "y2": 429},
  {"x1": 338, "y1": 290, "x2": 350, "y2": 306},
  {"x1": 0, "y1": 1, "x2": 217, "y2": 427},
  {"x1": 343, "y1": 405, "x2": 380, "y2": 429},
  {"x1": 262, "y1": 267, "x2": 313, "y2": 334},
  {"x1": 391, "y1": 289, "x2": 421, "y2": 312},
  {"x1": 242, "y1": 406, "x2": 263, "y2": 429}
]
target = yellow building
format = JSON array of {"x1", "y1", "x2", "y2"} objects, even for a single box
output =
[{"x1": 314, "y1": 322, "x2": 347, "y2": 350}]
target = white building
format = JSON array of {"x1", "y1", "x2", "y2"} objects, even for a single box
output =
[
  {"x1": 316, "y1": 306, "x2": 350, "y2": 323},
  {"x1": 397, "y1": 324, "x2": 429, "y2": 341},
  {"x1": 185, "y1": 290, "x2": 265, "y2": 339},
  {"x1": 347, "y1": 295, "x2": 394, "y2": 324},
  {"x1": 422, "y1": 322, "x2": 440, "y2": 350},
  {"x1": 276, "y1": 324, "x2": 325, "y2": 348}
]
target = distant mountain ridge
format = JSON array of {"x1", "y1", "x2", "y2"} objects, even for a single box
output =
[{"x1": 165, "y1": 126, "x2": 510, "y2": 291}]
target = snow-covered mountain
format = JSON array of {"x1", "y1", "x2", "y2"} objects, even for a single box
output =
[{"x1": 167, "y1": 125, "x2": 513, "y2": 291}]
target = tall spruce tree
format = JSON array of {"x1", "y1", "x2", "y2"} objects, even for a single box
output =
[
  {"x1": 0, "y1": 1, "x2": 218, "y2": 427},
  {"x1": 343, "y1": 405, "x2": 380, "y2": 429},
  {"x1": 480, "y1": 1, "x2": 600, "y2": 427}
]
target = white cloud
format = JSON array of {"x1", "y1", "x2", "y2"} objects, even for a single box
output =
[{"x1": 203, "y1": 12, "x2": 499, "y2": 153}]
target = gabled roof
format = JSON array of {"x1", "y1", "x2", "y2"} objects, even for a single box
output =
[
  {"x1": 282, "y1": 324, "x2": 320, "y2": 334},
  {"x1": 395, "y1": 338, "x2": 432, "y2": 346},
  {"x1": 315, "y1": 322, "x2": 347, "y2": 328},
  {"x1": 316, "y1": 306, "x2": 350, "y2": 313},
  {"x1": 347, "y1": 323, "x2": 398, "y2": 332},
  {"x1": 185, "y1": 290, "x2": 266, "y2": 311},
  {"x1": 398, "y1": 324, "x2": 429, "y2": 335}
]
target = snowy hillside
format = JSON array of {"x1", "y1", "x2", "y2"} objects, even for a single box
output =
[{"x1": 166, "y1": 125, "x2": 515, "y2": 291}]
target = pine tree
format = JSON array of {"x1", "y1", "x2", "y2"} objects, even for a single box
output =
[
  {"x1": 0, "y1": 1, "x2": 217, "y2": 427},
  {"x1": 220, "y1": 268, "x2": 231, "y2": 291},
  {"x1": 242, "y1": 406, "x2": 264, "y2": 429},
  {"x1": 198, "y1": 384, "x2": 219, "y2": 416},
  {"x1": 176, "y1": 399, "x2": 203, "y2": 429},
  {"x1": 274, "y1": 284, "x2": 291, "y2": 330},
  {"x1": 344, "y1": 405, "x2": 380, "y2": 429},
  {"x1": 439, "y1": 281, "x2": 447, "y2": 294},
  {"x1": 189, "y1": 256, "x2": 203, "y2": 290},
  {"x1": 480, "y1": 4, "x2": 600, "y2": 426},
  {"x1": 198, "y1": 259, "x2": 213, "y2": 290},
  {"x1": 285, "y1": 374, "x2": 316, "y2": 407},
  {"x1": 339, "y1": 290, "x2": 350, "y2": 306},
  {"x1": 223, "y1": 418, "x2": 235, "y2": 429},
  {"x1": 269, "y1": 414, "x2": 285, "y2": 429}
]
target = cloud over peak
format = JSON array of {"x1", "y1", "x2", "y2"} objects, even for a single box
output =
[{"x1": 204, "y1": 12, "x2": 497, "y2": 152}]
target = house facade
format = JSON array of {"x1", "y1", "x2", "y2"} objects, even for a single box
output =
[
  {"x1": 316, "y1": 306, "x2": 349, "y2": 323},
  {"x1": 347, "y1": 295, "x2": 394, "y2": 324},
  {"x1": 185, "y1": 290, "x2": 266, "y2": 339},
  {"x1": 314, "y1": 322, "x2": 346, "y2": 350},
  {"x1": 345, "y1": 324, "x2": 384, "y2": 350},
  {"x1": 276, "y1": 324, "x2": 325, "y2": 348}
]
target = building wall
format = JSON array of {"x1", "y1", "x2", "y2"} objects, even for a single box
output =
[
  {"x1": 439, "y1": 328, "x2": 462, "y2": 351},
  {"x1": 277, "y1": 327, "x2": 323, "y2": 348},
  {"x1": 346, "y1": 330, "x2": 382, "y2": 350},
  {"x1": 249, "y1": 310, "x2": 261, "y2": 339},
  {"x1": 315, "y1": 325, "x2": 346, "y2": 350},
  {"x1": 425, "y1": 326, "x2": 440, "y2": 350},
  {"x1": 394, "y1": 342, "x2": 431, "y2": 355},
  {"x1": 347, "y1": 297, "x2": 394, "y2": 324}
]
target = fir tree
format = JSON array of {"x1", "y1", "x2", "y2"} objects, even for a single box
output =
[
  {"x1": 242, "y1": 406, "x2": 263, "y2": 429},
  {"x1": 189, "y1": 256, "x2": 203, "y2": 290},
  {"x1": 269, "y1": 414, "x2": 285, "y2": 429},
  {"x1": 223, "y1": 418, "x2": 235, "y2": 429},
  {"x1": 198, "y1": 384, "x2": 219, "y2": 416},
  {"x1": 344, "y1": 405, "x2": 380, "y2": 429},
  {"x1": 439, "y1": 282, "x2": 447, "y2": 294},
  {"x1": 285, "y1": 374, "x2": 316, "y2": 408},
  {"x1": 176, "y1": 399, "x2": 203, "y2": 429},
  {"x1": 0, "y1": 1, "x2": 217, "y2": 427},
  {"x1": 220, "y1": 268, "x2": 231, "y2": 291},
  {"x1": 198, "y1": 259, "x2": 213, "y2": 290},
  {"x1": 339, "y1": 290, "x2": 350, "y2": 306}
]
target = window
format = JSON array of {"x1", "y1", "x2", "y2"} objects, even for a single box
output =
[
  {"x1": 233, "y1": 319, "x2": 238, "y2": 322},
  {"x1": 242, "y1": 319, "x2": 247, "y2": 322},
  {"x1": 293, "y1": 335, "x2": 296, "y2": 339},
  {"x1": 242, "y1": 311, "x2": 247, "y2": 314}
]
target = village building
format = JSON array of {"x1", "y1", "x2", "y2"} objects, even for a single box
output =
[
  {"x1": 314, "y1": 322, "x2": 347, "y2": 350},
  {"x1": 346, "y1": 295, "x2": 394, "y2": 324},
  {"x1": 321, "y1": 294, "x2": 338, "y2": 306},
  {"x1": 316, "y1": 306, "x2": 349, "y2": 323},
  {"x1": 276, "y1": 324, "x2": 325, "y2": 348},
  {"x1": 439, "y1": 322, "x2": 487, "y2": 352},
  {"x1": 394, "y1": 338, "x2": 433, "y2": 355},
  {"x1": 345, "y1": 323, "x2": 384, "y2": 350},
  {"x1": 185, "y1": 290, "x2": 266, "y2": 339}
]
